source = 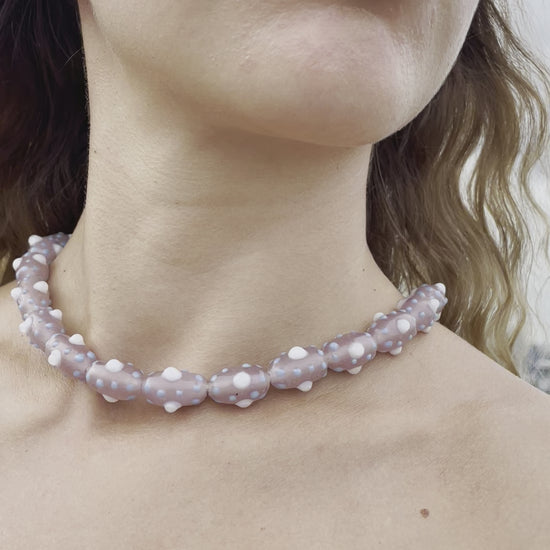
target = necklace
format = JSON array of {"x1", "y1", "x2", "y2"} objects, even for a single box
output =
[{"x1": 10, "y1": 232, "x2": 447, "y2": 413}]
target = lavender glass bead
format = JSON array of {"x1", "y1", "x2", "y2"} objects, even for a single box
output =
[{"x1": 11, "y1": 232, "x2": 448, "y2": 413}]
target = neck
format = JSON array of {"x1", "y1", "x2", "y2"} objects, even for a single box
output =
[
  {"x1": 49, "y1": 131, "x2": 402, "y2": 380},
  {"x1": 47, "y1": 19, "x2": 404, "y2": 386}
]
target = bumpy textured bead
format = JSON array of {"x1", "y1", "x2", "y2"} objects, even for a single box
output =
[
  {"x1": 86, "y1": 359, "x2": 144, "y2": 402},
  {"x1": 11, "y1": 287, "x2": 37, "y2": 318},
  {"x1": 144, "y1": 368, "x2": 208, "y2": 412},
  {"x1": 13, "y1": 277, "x2": 52, "y2": 314},
  {"x1": 397, "y1": 283, "x2": 448, "y2": 332},
  {"x1": 322, "y1": 331, "x2": 377, "y2": 374},
  {"x1": 19, "y1": 307, "x2": 66, "y2": 351},
  {"x1": 268, "y1": 345, "x2": 328, "y2": 392},
  {"x1": 367, "y1": 310, "x2": 417, "y2": 356},
  {"x1": 44, "y1": 332, "x2": 97, "y2": 380},
  {"x1": 208, "y1": 364, "x2": 270, "y2": 408},
  {"x1": 26, "y1": 233, "x2": 69, "y2": 261},
  {"x1": 15, "y1": 250, "x2": 48, "y2": 282},
  {"x1": 10, "y1": 232, "x2": 449, "y2": 414}
]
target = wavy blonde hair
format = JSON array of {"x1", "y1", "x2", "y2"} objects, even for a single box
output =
[{"x1": 1, "y1": 0, "x2": 549, "y2": 374}]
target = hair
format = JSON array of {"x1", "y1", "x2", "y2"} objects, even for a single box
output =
[{"x1": 0, "y1": 0, "x2": 549, "y2": 375}]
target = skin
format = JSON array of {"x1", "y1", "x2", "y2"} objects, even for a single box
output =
[
  {"x1": 2, "y1": 0, "x2": 550, "y2": 547},
  {"x1": 45, "y1": 0, "x2": 478, "y2": 391}
]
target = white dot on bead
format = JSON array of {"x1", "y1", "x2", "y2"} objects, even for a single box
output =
[
  {"x1": 435, "y1": 282, "x2": 446, "y2": 294},
  {"x1": 288, "y1": 346, "x2": 308, "y2": 360},
  {"x1": 428, "y1": 299, "x2": 440, "y2": 313},
  {"x1": 161, "y1": 366, "x2": 182, "y2": 382},
  {"x1": 233, "y1": 371, "x2": 252, "y2": 389},
  {"x1": 53, "y1": 244, "x2": 63, "y2": 254},
  {"x1": 32, "y1": 280, "x2": 48, "y2": 294},
  {"x1": 397, "y1": 319, "x2": 411, "y2": 334},
  {"x1": 102, "y1": 394, "x2": 119, "y2": 403},
  {"x1": 47, "y1": 349, "x2": 62, "y2": 367},
  {"x1": 297, "y1": 380, "x2": 313, "y2": 392},
  {"x1": 348, "y1": 342, "x2": 365, "y2": 359},
  {"x1": 235, "y1": 399, "x2": 253, "y2": 408},
  {"x1": 373, "y1": 312, "x2": 385, "y2": 321},
  {"x1": 348, "y1": 365, "x2": 362, "y2": 375},
  {"x1": 18, "y1": 317, "x2": 32, "y2": 334},
  {"x1": 105, "y1": 359, "x2": 124, "y2": 373},
  {"x1": 49, "y1": 309, "x2": 63, "y2": 320},
  {"x1": 12, "y1": 258, "x2": 22, "y2": 270},
  {"x1": 32, "y1": 253, "x2": 47, "y2": 265},
  {"x1": 28, "y1": 235, "x2": 43, "y2": 246},
  {"x1": 164, "y1": 401, "x2": 183, "y2": 413},
  {"x1": 68, "y1": 333, "x2": 85, "y2": 346},
  {"x1": 10, "y1": 287, "x2": 22, "y2": 300}
]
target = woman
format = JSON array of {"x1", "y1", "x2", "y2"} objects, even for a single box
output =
[{"x1": 1, "y1": 0, "x2": 549, "y2": 547}]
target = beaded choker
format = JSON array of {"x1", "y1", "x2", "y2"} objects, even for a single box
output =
[{"x1": 11, "y1": 232, "x2": 448, "y2": 413}]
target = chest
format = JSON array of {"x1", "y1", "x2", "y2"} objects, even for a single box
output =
[{"x1": 0, "y1": 410, "x2": 518, "y2": 550}]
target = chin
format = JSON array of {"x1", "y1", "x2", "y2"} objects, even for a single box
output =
[
  {"x1": 211, "y1": 59, "x2": 426, "y2": 148},
  {"x1": 225, "y1": 92, "x2": 416, "y2": 149}
]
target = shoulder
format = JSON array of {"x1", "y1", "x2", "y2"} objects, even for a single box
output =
[
  {"x1": 0, "y1": 279, "x2": 34, "y2": 377},
  {"x1": 451, "y1": 376, "x2": 550, "y2": 546},
  {"x1": 348, "y1": 323, "x2": 550, "y2": 546},
  {"x1": 475, "y1": 368, "x2": 550, "y2": 505},
  {"x1": 0, "y1": 280, "x2": 23, "y2": 386},
  {"x1": 427, "y1": 323, "x2": 550, "y2": 474},
  {"x1": 0, "y1": 280, "x2": 71, "y2": 436},
  {"x1": 0, "y1": 281, "x2": 34, "y2": 430},
  {"x1": 419, "y1": 327, "x2": 550, "y2": 545}
]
